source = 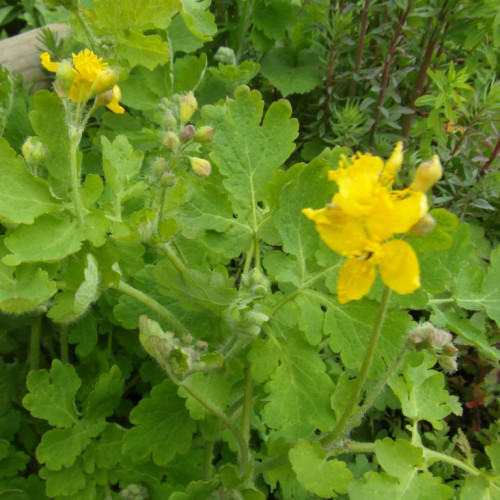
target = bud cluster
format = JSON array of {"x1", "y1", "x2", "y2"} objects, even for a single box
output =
[
  {"x1": 157, "y1": 92, "x2": 215, "y2": 178},
  {"x1": 118, "y1": 483, "x2": 149, "y2": 500},
  {"x1": 409, "y1": 322, "x2": 459, "y2": 372},
  {"x1": 139, "y1": 316, "x2": 221, "y2": 378}
]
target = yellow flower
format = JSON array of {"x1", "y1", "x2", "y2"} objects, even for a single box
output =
[
  {"x1": 303, "y1": 145, "x2": 430, "y2": 303},
  {"x1": 40, "y1": 50, "x2": 124, "y2": 114}
]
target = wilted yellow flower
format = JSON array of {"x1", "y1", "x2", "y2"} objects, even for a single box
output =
[
  {"x1": 303, "y1": 145, "x2": 431, "y2": 303},
  {"x1": 41, "y1": 50, "x2": 124, "y2": 114}
]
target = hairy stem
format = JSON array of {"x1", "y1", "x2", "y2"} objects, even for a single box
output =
[
  {"x1": 166, "y1": 366, "x2": 251, "y2": 476},
  {"x1": 323, "y1": 286, "x2": 392, "y2": 449},
  {"x1": 114, "y1": 280, "x2": 186, "y2": 336},
  {"x1": 157, "y1": 242, "x2": 186, "y2": 273},
  {"x1": 69, "y1": 130, "x2": 86, "y2": 228},
  {"x1": 203, "y1": 439, "x2": 215, "y2": 481}
]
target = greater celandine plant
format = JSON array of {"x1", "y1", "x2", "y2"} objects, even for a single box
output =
[{"x1": 1, "y1": 44, "x2": 499, "y2": 499}]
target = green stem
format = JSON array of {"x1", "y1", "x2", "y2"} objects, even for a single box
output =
[
  {"x1": 203, "y1": 439, "x2": 215, "y2": 481},
  {"x1": 69, "y1": 129, "x2": 86, "y2": 228},
  {"x1": 114, "y1": 280, "x2": 186, "y2": 336},
  {"x1": 242, "y1": 241, "x2": 254, "y2": 278},
  {"x1": 74, "y1": 3, "x2": 98, "y2": 52},
  {"x1": 344, "y1": 340, "x2": 408, "y2": 436},
  {"x1": 253, "y1": 234, "x2": 261, "y2": 270},
  {"x1": 29, "y1": 315, "x2": 42, "y2": 371},
  {"x1": 253, "y1": 453, "x2": 289, "y2": 477},
  {"x1": 166, "y1": 366, "x2": 251, "y2": 476},
  {"x1": 157, "y1": 242, "x2": 186, "y2": 273},
  {"x1": 242, "y1": 365, "x2": 253, "y2": 441},
  {"x1": 60, "y1": 325, "x2": 69, "y2": 363},
  {"x1": 323, "y1": 286, "x2": 392, "y2": 449},
  {"x1": 235, "y1": 0, "x2": 252, "y2": 64}
]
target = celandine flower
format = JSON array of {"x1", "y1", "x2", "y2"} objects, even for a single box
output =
[
  {"x1": 41, "y1": 49, "x2": 124, "y2": 114},
  {"x1": 303, "y1": 144, "x2": 436, "y2": 304}
]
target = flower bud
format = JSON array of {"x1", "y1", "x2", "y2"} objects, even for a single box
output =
[
  {"x1": 214, "y1": 46, "x2": 236, "y2": 65},
  {"x1": 180, "y1": 124, "x2": 196, "y2": 142},
  {"x1": 55, "y1": 59, "x2": 74, "y2": 92},
  {"x1": 94, "y1": 89, "x2": 114, "y2": 107},
  {"x1": 409, "y1": 213, "x2": 436, "y2": 237},
  {"x1": 410, "y1": 155, "x2": 443, "y2": 192},
  {"x1": 383, "y1": 141, "x2": 403, "y2": 180},
  {"x1": 179, "y1": 91, "x2": 197, "y2": 123},
  {"x1": 189, "y1": 157, "x2": 211, "y2": 177},
  {"x1": 163, "y1": 131, "x2": 180, "y2": 151},
  {"x1": 438, "y1": 355, "x2": 458, "y2": 373},
  {"x1": 163, "y1": 109, "x2": 177, "y2": 129},
  {"x1": 22, "y1": 137, "x2": 46, "y2": 166},
  {"x1": 90, "y1": 68, "x2": 118, "y2": 96},
  {"x1": 194, "y1": 125, "x2": 216, "y2": 143}
]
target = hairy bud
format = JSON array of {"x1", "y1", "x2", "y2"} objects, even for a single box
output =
[
  {"x1": 410, "y1": 155, "x2": 443, "y2": 192},
  {"x1": 189, "y1": 157, "x2": 211, "y2": 177}
]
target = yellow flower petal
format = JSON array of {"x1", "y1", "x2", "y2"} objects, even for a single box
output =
[
  {"x1": 106, "y1": 85, "x2": 125, "y2": 114},
  {"x1": 378, "y1": 239, "x2": 420, "y2": 294},
  {"x1": 365, "y1": 190, "x2": 427, "y2": 241},
  {"x1": 337, "y1": 257, "x2": 377, "y2": 303},
  {"x1": 40, "y1": 52, "x2": 59, "y2": 72},
  {"x1": 302, "y1": 205, "x2": 367, "y2": 256}
]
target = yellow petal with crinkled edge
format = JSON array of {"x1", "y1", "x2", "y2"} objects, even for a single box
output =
[
  {"x1": 378, "y1": 239, "x2": 420, "y2": 294},
  {"x1": 337, "y1": 257, "x2": 377, "y2": 303},
  {"x1": 302, "y1": 206, "x2": 367, "y2": 256},
  {"x1": 41, "y1": 52, "x2": 59, "y2": 72}
]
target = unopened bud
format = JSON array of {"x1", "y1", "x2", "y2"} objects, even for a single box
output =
[
  {"x1": 194, "y1": 125, "x2": 216, "y2": 143},
  {"x1": 180, "y1": 124, "x2": 196, "y2": 142},
  {"x1": 384, "y1": 141, "x2": 403, "y2": 180},
  {"x1": 55, "y1": 59, "x2": 74, "y2": 92},
  {"x1": 438, "y1": 355, "x2": 458, "y2": 373},
  {"x1": 94, "y1": 89, "x2": 114, "y2": 108},
  {"x1": 442, "y1": 343, "x2": 459, "y2": 356},
  {"x1": 189, "y1": 157, "x2": 211, "y2": 177},
  {"x1": 179, "y1": 91, "x2": 197, "y2": 123},
  {"x1": 164, "y1": 109, "x2": 177, "y2": 129},
  {"x1": 163, "y1": 131, "x2": 180, "y2": 150},
  {"x1": 409, "y1": 213, "x2": 436, "y2": 237},
  {"x1": 22, "y1": 137, "x2": 46, "y2": 165},
  {"x1": 214, "y1": 46, "x2": 236, "y2": 65},
  {"x1": 410, "y1": 156, "x2": 443, "y2": 192},
  {"x1": 90, "y1": 68, "x2": 118, "y2": 96}
]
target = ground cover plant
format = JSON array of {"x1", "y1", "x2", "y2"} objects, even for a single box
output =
[{"x1": 0, "y1": 0, "x2": 499, "y2": 498}]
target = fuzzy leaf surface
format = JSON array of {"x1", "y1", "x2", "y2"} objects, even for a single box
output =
[
  {"x1": 0, "y1": 138, "x2": 59, "y2": 225},
  {"x1": 202, "y1": 85, "x2": 298, "y2": 223}
]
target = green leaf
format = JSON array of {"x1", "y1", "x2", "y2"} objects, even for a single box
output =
[
  {"x1": 203, "y1": 86, "x2": 298, "y2": 223},
  {"x1": 0, "y1": 264, "x2": 57, "y2": 313},
  {"x1": 460, "y1": 475, "x2": 497, "y2": 500},
  {"x1": 263, "y1": 330, "x2": 335, "y2": 440},
  {"x1": 102, "y1": 135, "x2": 144, "y2": 199},
  {"x1": 454, "y1": 246, "x2": 500, "y2": 327},
  {"x1": 0, "y1": 138, "x2": 60, "y2": 225},
  {"x1": 325, "y1": 301, "x2": 414, "y2": 379},
  {"x1": 29, "y1": 91, "x2": 70, "y2": 183},
  {"x1": 252, "y1": 0, "x2": 297, "y2": 39},
  {"x1": 153, "y1": 260, "x2": 237, "y2": 312},
  {"x1": 36, "y1": 421, "x2": 105, "y2": 470},
  {"x1": 430, "y1": 309, "x2": 500, "y2": 362},
  {"x1": 349, "y1": 438, "x2": 454, "y2": 500},
  {"x1": 180, "y1": 0, "x2": 217, "y2": 41},
  {"x1": 290, "y1": 440, "x2": 353, "y2": 498},
  {"x1": 122, "y1": 380, "x2": 196, "y2": 465},
  {"x1": 85, "y1": 366, "x2": 124, "y2": 422},
  {"x1": 73, "y1": 254, "x2": 100, "y2": 316},
  {"x1": 94, "y1": 423, "x2": 126, "y2": 469},
  {"x1": 94, "y1": 0, "x2": 180, "y2": 31},
  {"x1": 117, "y1": 31, "x2": 170, "y2": 70},
  {"x1": 389, "y1": 351, "x2": 462, "y2": 429},
  {"x1": 39, "y1": 459, "x2": 86, "y2": 497},
  {"x1": 261, "y1": 48, "x2": 323, "y2": 96},
  {"x1": 68, "y1": 315, "x2": 99, "y2": 358},
  {"x1": 174, "y1": 53, "x2": 207, "y2": 92},
  {"x1": 23, "y1": 360, "x2": 81, "y2": 428},
  {"x1": 2, "y1": 215, "x2": 84, "y2": 266},
  {"x1": 178, "y1": 372, "x2": 231, "y2": 420}
]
